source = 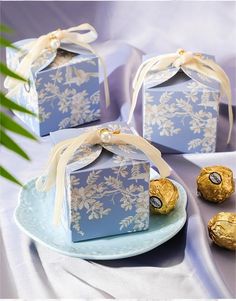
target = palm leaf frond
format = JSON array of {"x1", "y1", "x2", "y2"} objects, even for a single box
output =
[
  {"x1": 0, "y1": 129, "x2": 30, "y2": 160},
  {"x1": 0, "y1": 92, "x2": 36, "y2": 116},
  {"x1": 0, "y1": 62, "x2": 26, "y2": 82},
  {"x1": 0, "y1": 111, "x2": 37, "y2": 140},
  {"x1": 0, "y1": 166, "x2": 22, "y2": 186}
]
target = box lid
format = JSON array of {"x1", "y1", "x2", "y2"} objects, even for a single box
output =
[
  {"x1": 143, "y1": 52, "x2": 220, "y2": 91},
  {"x1": 50, "y1": 122, "x2": 148, "y2": 173},
  {"x1": 13, "y1": 38, "x2": 97, "y2": 77}
]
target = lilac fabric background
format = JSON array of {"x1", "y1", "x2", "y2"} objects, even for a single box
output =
[{"x1": 0, "y1": 1, "x2": 236, "y2": 299}]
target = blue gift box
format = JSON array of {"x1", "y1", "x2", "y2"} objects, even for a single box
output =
[
  {"x1": 5, "y1": 40, "x2": 100, "y2": 136},
  {"x1": 50, "y1": 122, "x2": 150, "y2": 242},
  {"x1": 142, "y1": 53, "x2": 220, "y2": 153}
]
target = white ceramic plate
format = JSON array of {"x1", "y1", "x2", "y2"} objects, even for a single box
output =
[{"x1": 15, "y1": 169, "x2": 187, "y2": 260}]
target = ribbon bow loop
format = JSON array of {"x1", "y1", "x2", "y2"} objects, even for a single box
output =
[
  {"x1": 4, "y1": 23, "x2": 110, "y2": 107},
  {"x1": 36, "y1": 127, "x2": 171, "y2": 225},
  {"x1": 65, "y1": 23, "x2": 98, "y2": 43}
]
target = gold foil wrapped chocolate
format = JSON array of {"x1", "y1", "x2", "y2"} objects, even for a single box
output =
[
  {"x1": 208, "y1": 212, "x2": 236, "y2": 251},
  {"x1": 197, "y1": 166, "x2": 235, "y2": 203},
  {"x1": 149, "y1": 178, "x2": 179, "y2": 214}
]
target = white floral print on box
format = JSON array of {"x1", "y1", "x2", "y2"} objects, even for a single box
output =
[
  {"x1": 51, "y1": 122, "x2": 150, "y2": 242},
  {"x1": 5, "y1": 39, "x2": 100, "y2": 136},
  {"x1": 142, "y1": 53, "x2": 220, "y2": 153}
]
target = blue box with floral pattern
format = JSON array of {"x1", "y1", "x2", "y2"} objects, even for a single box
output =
[
  {"x1": 142, "y1": 53, "x2": 220, "y2": 153},
  {"x1": 5, "y1": 40, "x2": 100, "y2": 136},
  {"x1": 50, "y1": 122, "x2": 150, "y2": 242}
]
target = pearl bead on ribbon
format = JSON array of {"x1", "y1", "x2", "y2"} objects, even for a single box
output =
[
  {"x1": 4, "y1": 23, "x2": 110, "y2": 107},
  {"x1": 128, "y1": 49, "x2": 233, "y2": 144},
  {"x1": 36, "y1": 127, "x2": 171, "y2": 225}
]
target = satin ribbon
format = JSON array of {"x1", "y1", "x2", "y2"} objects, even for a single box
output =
[
  {"x1": 128, "y1": 49, "x2": 233, "y2": 143},
  {"x1": 4, "y1": 23, "x2": 110, "y2": 107},
  {"x1": 36, "y1": 127, "x2": 171, "y2": 225}
]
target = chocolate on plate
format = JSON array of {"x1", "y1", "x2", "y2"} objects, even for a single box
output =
[
  {"x1": 197, "y1": 165, "x2": 235, "y2": 203},
  {"x1": 149, "y1": 178, "x2": 179, "y2": 214}
]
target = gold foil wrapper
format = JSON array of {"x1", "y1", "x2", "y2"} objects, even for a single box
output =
[
  {"x1": 149, "y1": 178, "x2": 179, "y2": 214},
  {"x1": 197, "y1": 166, "x2": 235, "y2": 203},
  {"x1": 208, "y1": 212, "x2": 236, "y2": 251}
]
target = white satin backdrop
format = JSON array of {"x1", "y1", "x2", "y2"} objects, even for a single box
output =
[{"x1": 0, "y1": 1, "x2": 236, "y2": 298}]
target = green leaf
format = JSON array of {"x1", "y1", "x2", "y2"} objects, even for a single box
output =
[
  {"x1": 0, "y1": 129, "x2": 30, "y2": 160},
  {"x1": 0, "y1": 36, "x2": 18, "y2": 49},
  {"x1": 0, "y1": 92, "x2": 36, "y2": 116},
  {"x1": 0, "y1": 112, "x2": 37, "y2": 140},
  {"x1": 0, "y1": 166, "x2": 22, "y2": 186},
  {"x1": 0, "y1": 24, "x2": 13, "y2": 33},
  {"x1": 0, "y1": 62, "x2": 27, "y2": 82}
]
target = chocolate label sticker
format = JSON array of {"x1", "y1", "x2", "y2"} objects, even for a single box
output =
[
  {"x1": 209, "y1": 172, "x2": 222, "y2": 185},
  {"x1": 150, "y1": 196, "x2": 163, "y2": 209}
]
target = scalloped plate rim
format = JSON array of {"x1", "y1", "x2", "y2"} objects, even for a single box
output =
[{"x1": 14, "y1": 172, "x2": 187, "y2": 260}]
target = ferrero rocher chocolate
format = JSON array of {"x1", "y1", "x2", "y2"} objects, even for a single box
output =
[
  {"x1": 197, "y1": 166, "x2": 235, "y2": 203},
  {"x1": 149, "y1": 178, "x2": 179, "y2": 214},
  {"x1": 208, "y1": 212, "x2": 236, "y2": 251}
]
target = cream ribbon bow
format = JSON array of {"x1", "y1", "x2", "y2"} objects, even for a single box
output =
[
  {"x1": 128, "y1": 49, "x2": 233, "y2": 143},
  {"x1": 4, "y1": 23, "x2": 110, "y2": 107},
  {"x1": 36, "y1": 127, "x2": 171, "y2": 225}
]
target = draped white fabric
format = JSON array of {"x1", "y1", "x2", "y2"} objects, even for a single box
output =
[{"x1": 1, "y1": 1, "x2": 236, "y2": 298}]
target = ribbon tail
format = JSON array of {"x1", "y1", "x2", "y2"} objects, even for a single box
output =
[
  {"x1": 35, "y1": 131, "x2": 95, "y2": 225},
  {"x1": 187, "y1": 57, "x2": 233, "y2": 143},
  {"x1": 52, "y1": 131, "x2": 97, "y2": 225},
  {"x1": 227, "y1": 101, "x2": 233, "y2": 144},
  {"x1": 66, "y1": 23, "x2": 98, "y2": 43},
  {"x1": 128, "y1": 58, "x2": 160, "y2": 124},
  {"x1": 35, "y1": 142, "x2": 68, "y2": 192},
  {"x1": 5, "y1": 85, "x2": 21, "y2": 100},
  {"x1": 4, "y1": 40, "x2": 35, "y2": 90},
  {"x1": 5, "y1": 36, "x2": 50, "y2": 92},
  {"x1": 204, "y1": 59, "x2": 234, "y2": 144},
  {"x1": 128, "y1": 54, "x2": 178, "y2": 124},
  {"x1": 97, "y1": 54, "x2": 110, "y2": 107}
]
